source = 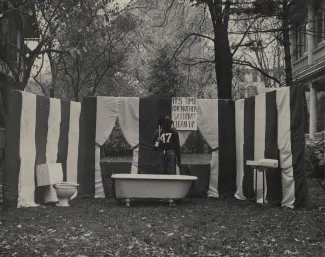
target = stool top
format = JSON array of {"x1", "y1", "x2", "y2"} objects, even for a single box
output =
[{"x1": 246, "y1": 159, "x2": 278, "y2": 168}]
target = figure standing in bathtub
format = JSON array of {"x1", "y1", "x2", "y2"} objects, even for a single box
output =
[{"x1": 152, "y1": 116, "x2": 181, "y2": 175}]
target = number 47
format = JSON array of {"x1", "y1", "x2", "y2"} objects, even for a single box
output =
[{"x1": 160, "y1": 133, "x2": 172, "y2": 143}]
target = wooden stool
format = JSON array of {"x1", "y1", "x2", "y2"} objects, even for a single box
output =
[{"x1": 246, "y1": 159, "x2": 278, "y2": 204}]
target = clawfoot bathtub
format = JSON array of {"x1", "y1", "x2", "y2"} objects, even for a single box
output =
[{"x1": 111, "y1": 174, "x2": 197, "y2": 206}]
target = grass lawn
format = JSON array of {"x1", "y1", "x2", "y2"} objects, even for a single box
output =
[{"x1": 0, "y1": 179, "x2": 324, "y2": 257}]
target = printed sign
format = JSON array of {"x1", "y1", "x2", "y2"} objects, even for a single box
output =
[{"x1": 172, "y1": 97, "x2": 197, "y2": 130}]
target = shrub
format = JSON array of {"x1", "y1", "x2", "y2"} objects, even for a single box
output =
[
  {"x1": 101, "y1": 121, "x2": 132, "y2": 157},
  {"x1": 305, "y1": 132, "x2": 325, "y2": 178},
  {"x1": 100, "y1": 122, "x2": 211, "y2": 157}
]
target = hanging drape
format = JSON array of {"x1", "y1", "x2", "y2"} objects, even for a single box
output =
[
  {"x1": 254, "y1": 93, "x2": 267, "y2": 203},
  {"x1": 117, "y1": 97, "x2": 139, "y2": 174},
  {"x1": 94, "y1": 97, "x2": 139, "y2": 198},
  {"x1": 176, "y1": 131, "x2": 191, "y2": 174},
  {"x1": 234, "y1": 99, "x2": 245, "y2": 200},
  {"x1": 95, "y1": 97, "x2": 118, "y2": 198},
  {"x1": 197, "y1": 99, "x2": 219, "y2": 198},
  {"x1": 276, "y1": 87, "x2": 295, "y2": 208},
  {"x1": 66, "y1": 101, "x2": 81, "y2": 200},
  {"x1": 18, "y1": 92, "x2": 39, "y2": 207},
  {"x1": 44, "y1": 98, "x2": 62, "y2": 203}
]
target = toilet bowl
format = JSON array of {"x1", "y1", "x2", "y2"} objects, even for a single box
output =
[{"x1": 54, "y1": 182, "x2": 79, "y2": 207}]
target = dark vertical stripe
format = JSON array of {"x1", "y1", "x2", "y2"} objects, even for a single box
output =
[
  {"x1": 57, "y1": 100, "x2": 70, "y2": 181},
  {"x1": 264, "y1": 91, "x2": 282, "y2": 205},
  {"x1": 180, "y1": 164, "x2": 210, "y2": 197},
  {"x1": 290, "y1": 85, "x2": 309, "y2": 208},
  {"x1": 34, "y1": 95, "x2": 50, "y2": 204},
  {"x1": 138, "y1": 98, "x2": 157, "y2": 174},
  {"x1": 100, "y1": 162, "x2": 132, "y2": 198},
  {"x1": 3, "y1": 90, "x2": 22, "y2": 208},
  {"x1": 218, "y1": 100, "x2": 236, "y2": 195},
  {"x1": 138, "y1": 98, "x2": 171, "y2": 174},
  {"x1": 243, "y1": 97, "x2": 255, "y2": 199},
  {"x1": 77, "y1": 97, "x2": 97, "y2": 196},
  {"x1": 157, "y1": 98, "x2": 172, "y2": 120}
]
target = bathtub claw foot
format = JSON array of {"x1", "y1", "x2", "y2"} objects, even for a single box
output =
[
  {"x1": 125, "y1": 199, "x2": 131, "y2": 207},
  {"x1": 168, "y1": 199, "x2": 176, "y2": 207}
]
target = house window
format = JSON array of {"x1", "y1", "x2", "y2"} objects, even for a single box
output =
[
  {"x1": 316, "y1": 9, "x2": 325, "y2": 44},
  {"x1": 295, "y1": 23, "x2": 307, "y2": 59}
]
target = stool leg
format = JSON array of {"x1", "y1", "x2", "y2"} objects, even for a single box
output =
[
  {"x1": 263, "y1": 169, "x2": 265, "y2": 204},
  {"x1": 255, "y1": 169, "x2": 257, "y2": 202}
]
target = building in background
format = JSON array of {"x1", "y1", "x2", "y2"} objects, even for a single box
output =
[
  {"x1": 0, "y1": 1, "x2": 38, "y2": 127},
  {"x1": 233, "y1": 68, "x2": 278, "y2": 100},
  {"x1": 0, "y1": 1, "x2": 38, "y2": 87},
  {"x1": 290, "y1": 0, "x2": 325, "y2": 138}
]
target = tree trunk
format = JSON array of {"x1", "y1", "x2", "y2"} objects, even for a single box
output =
[
  {"x1": 215, "y1": 31, "x2": 233, "y2": 98},
  {"x1": 209, "y1": 0, "x2": 233, "y2": 99},
  {"x1": 47, "y1": 51, "x2": 57, "y2": 98},
  {"x1": 74, "y1": 55, "x2": 80, "y2": 101},
  {"x1": 21, "y1": 61, "x2": 33, "y2": 90},
  {"x1": 282, "y1": 0, "x2": 293, "y2": 87}
]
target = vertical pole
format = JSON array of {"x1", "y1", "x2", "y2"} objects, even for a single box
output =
[
  {"x1": 309, "y1": 83, "x2": 318, "y2": 139},
  {"x1": 255, "y1": 168, "x2": 257, "y2": 202},
  {"x1": 263, "y1": 169, "x2": 265, "y2": 204},
  {"x1": 307, "y1": 5, "x2": 315, "y2": 65}
]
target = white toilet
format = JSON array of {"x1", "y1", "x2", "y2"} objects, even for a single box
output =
[{"x1": 54, "y1": 182, "x2": 79, "y2": 207}]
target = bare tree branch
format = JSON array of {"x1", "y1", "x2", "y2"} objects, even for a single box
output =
[{"x1": 233, "y1": 59, "x2": 283, "y2": 86}]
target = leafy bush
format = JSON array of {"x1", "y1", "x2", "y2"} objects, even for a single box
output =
[
  {"x1": 305, "y1": 133, "x2": 325, "y2": 178},
  {"x1": 101, "y1": 121, "x2": 132, "y2": 157},
  {"x1": 180, "y1": 130, "x2": 211, "y2": 154},
  {"x1": 100, "y1": 122, "x2": 210, "y2": 157},
  {"x1": 0, "y1": 129, "x2": 5, "y2": 203}
]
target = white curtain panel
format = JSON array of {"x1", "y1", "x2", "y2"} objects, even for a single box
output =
[
  {"x1": 197, "y1": 99, "x2": 219, "y2": 198},
  {"x1": 276, "y1": 87, "x2": 295, "y2": 208},
  {"x1": 94, "y1": 97, "x2": 140, "y2": 197},
  {"x1": 18, "y1": 92, "x2": 39, "y2": 207},
  {"x1": 117, "y1": 97, "x2": 139, "y2": 174},
  {"x1": 179, "y1": 131, "x2": 191, "y2": 146},
  {"x1": 95, "y1": 97, "x2": 118, "y2": 198},
  {"x1": 96, "y1": 97, "x2": 118, "y2": 146},
  {"x1": 44, "y1": 98, "x2": 62, "y2": 203},
  {"x1": 254, "y1": 93, "x2": 267, "y2": 204},
  {"x1": 66, "y1": 101, "x2": 81, "y2": 200},
  {"x1": 131, "y1": 146, "x2": 139, "y2": 174},
  {"x1": 94, "y1": 145, "x2": 104, "y2": 198},
  {"x1": 234, "y1": 99, "x2": 246, "y2": 200}
]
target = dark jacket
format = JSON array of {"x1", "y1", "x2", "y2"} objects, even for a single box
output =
[{"x1": 152, "y1": 127, "x2": 181, "y2": 163}]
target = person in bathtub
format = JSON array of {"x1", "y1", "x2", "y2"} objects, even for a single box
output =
[{"x1": 152, "y1": 116, "x2": 181, "y2": 175}]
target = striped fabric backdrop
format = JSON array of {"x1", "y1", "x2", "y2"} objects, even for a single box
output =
[
  {"x1": 234, "y1": 85, "x2": 308, "y2": 208},
  {"x1": 2, "y1": 86, "x2": 308, "y2": 209},
  {"x1": 3, "y1": 90, "x2": 81, "y2": 208},
  {"x1": 78, "y1": 97, "x2": 237, "y2": 198}
]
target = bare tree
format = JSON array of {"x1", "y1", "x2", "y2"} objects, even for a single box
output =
[{"x1": 0, "y1": 0, "x2": 118, "y2": 90}]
